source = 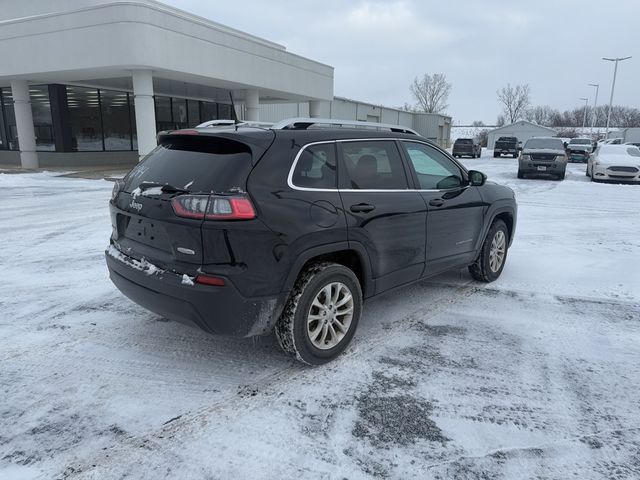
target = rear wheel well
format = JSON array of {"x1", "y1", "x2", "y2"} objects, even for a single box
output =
[{"x1": 297, "y1": 250, "x2": 366, "y2": 293}]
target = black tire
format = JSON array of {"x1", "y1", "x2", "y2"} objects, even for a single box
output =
[
  {"x1": 517, "y1": 169, "x2": 524, "y2": 179},
  {"x1": 513, "y1": 153, "x2": 518, "y2": 158},
  {"x1": 493, "y1": 152, "x2": 499, "y2": 158},
  {"x1": 469, "y1": 220, "x2": 509, "y2": 283},
  {"x1": 585, "y1": 167, "x2": 590, "y2": 177},
  {"x1": 558, "y1": 170, "x2": 566, "y2": 180},
  {"x1": 275, "y1": 262, "x2": 362, "y2": 365}
]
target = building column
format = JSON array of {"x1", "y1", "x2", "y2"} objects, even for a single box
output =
[
  {"x1": 309, "y1": 100, "x2": 323, "y2": 118},
  {"x1": 132, "y1": 69, "x2": 157, "y2": 160},
  {"x1": 10, "y1": 80, "x2": 38, "y2": 169},
  {"x1": 245, "y1": 89, "x2": 259, "y2": 122}
]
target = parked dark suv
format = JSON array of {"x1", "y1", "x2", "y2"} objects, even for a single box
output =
[
  {"x1": 452, "y1": 138, "x2": 481, "y2": 158},
  {"x1": 106, "y1": 119, "x2": 517, "y2": 365}
]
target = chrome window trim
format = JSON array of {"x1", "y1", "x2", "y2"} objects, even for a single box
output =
[{"x1": 286, "y1": 138, "x2": 467, "y2": 193}]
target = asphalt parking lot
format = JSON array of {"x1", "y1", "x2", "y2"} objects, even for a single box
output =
[{"x1": 1, "y1": 154, "x2": 639, "y2": 479}]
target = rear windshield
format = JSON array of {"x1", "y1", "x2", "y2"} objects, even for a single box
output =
[
  {"x1": 524, "y1": 138, "x2": 564, "y2": 150},
  {"x1": 455, "y1": 139, "x2": 473, "y2": 144},
  {"x1": 569, "y1": 139, "x2": 591, "y2": 145},
  {"x1": 123, "y1": 136, "x2": 253, "y2": 193},
  {"x1": 498, "y1": 137, "x2": 517, "y2": 142}
]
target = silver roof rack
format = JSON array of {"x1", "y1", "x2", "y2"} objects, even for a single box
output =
[
  {"x1": 196, "y1": 119, "x2": 274, "y2": 128},
  {"x1": 271, "y1": 117, "x2": 419, "y2": 136}
]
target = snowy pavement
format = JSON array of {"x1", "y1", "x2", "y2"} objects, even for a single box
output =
[{"x1": 1, "y1": 154, "x2": 639, "y2": 479}]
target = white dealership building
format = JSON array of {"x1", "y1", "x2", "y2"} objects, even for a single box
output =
[{"x1": 0, "y1": 0, "x2": 450, "y2": 168}]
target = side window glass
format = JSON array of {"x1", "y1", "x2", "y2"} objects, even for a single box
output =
[
  {"x1": 402, "y1": 142, "x2": 465, "y2": 190},
  {"x1": 292, "y1": 143, "x2": 337, "y2": 189},
  {"x1": 340, "y1": 141, "x2": 408, "y2": 190}
]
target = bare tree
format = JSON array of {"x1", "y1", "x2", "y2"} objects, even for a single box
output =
[
  {"x1": 610, "y1": 106, "x2": 640, "y2": 127},
  {"x1": 410, "y1": 73, "x2": 451, "y2": 113},
  {"x1": 472, "y1": 120, "x2": 486, "y2": 127},
  {"x1": 496, "y1": 114, "x2": 506, "y2": 127},
  {"x1": 398, "y1": 102, "x2": 417, "y2": 112},
  {"x1": 476, "y1": 128, "x2": 490, "y2": 147},
  {"x1": 525, "y1": 105, "x2": 553, "y2": 126},
  {"x1": 497, "y1": 84, "x2": 531, "y2": 124}
]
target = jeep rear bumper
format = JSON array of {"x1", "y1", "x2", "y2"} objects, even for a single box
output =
[{"x1": 105, "y1": 249, "x2": 287, "y2": 337}]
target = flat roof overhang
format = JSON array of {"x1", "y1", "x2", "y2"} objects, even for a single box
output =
[{"x1": 0, "y1": 1, "x2": 334, "y2": 102}]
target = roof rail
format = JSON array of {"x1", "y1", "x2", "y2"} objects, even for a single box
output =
[
  {"x1": 271, "y1": 117, "x2": 419, "y2": 136},
  {"x1": 196, "y1": 119, "x2": 274, "y2": 128}
]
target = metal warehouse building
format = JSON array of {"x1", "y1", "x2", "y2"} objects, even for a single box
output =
[
  {"x1": 0, "y1": 0, "x2": 451, "y2": 169},
  {"x1": 487, "y1": 120, "x2": 557, "y2": 149},
  {"x1": 260, "y1": 97, "x2": 451, "y2": 148}
]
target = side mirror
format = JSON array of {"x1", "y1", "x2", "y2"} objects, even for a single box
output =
[
  {"x1": 468, "y1": 170, "x2": 487, "y2": 186},
  {"x1": 436, "y1": 175, "x2": 464, "y2": 190}
]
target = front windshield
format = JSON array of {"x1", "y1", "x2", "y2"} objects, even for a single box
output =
[
  {"x1": 627, "y1": 147, "x2": 640, "y2": 157},
  {"x1": 524, "y1": 138, "x2": 564, "y2": 150}
]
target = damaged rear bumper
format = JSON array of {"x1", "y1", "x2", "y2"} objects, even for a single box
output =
[{"x1": 105, "y1": 248, "x2": 287, "y2": 337}]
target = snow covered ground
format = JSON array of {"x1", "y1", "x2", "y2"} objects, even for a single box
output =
[{"x1": 1, "y1": 155, "x2": 639, "y2": 479}]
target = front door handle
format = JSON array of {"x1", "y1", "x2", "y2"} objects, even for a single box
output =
[
  {"x1": 350, "y1": 203, "x2": 375, "y2": 213},
  {"x1": 429, "y1": 198, "x2": 444, "y2": 207}
]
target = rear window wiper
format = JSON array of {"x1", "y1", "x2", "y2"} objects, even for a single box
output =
[{"x1": 138, "y1": 181, "x2": 191, "y2": 194}]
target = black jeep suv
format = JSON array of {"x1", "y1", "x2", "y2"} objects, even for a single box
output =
[{"x1": 106, "y1": 119, "x2": 517, "y2": 365}]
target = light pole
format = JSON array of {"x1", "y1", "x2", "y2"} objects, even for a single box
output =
[
  {"x1": 588, "y1": 83, "x2": 599, "y2": 139},
  {"x1": 603, "y1": 56, "x2": 632, "y2": 139},
  {"x1": 580, "y1": 97, "x2": 588, "y2": 131}
]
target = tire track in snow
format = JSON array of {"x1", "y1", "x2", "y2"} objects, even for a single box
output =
[{"x1": 59, "y1": 281, "x2": 480, "y2": 478}]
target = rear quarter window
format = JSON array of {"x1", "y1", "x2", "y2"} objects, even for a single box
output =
[{"x1": 291, "y1": 143, "x2": 337, "y2": 189}]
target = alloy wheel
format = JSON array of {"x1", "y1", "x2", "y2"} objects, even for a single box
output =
[
  {"x1": 489, "y1": 230, "x2": 506, "y2": 273},
  {"x1": 306, "y1": 282, "x2": 354, "y2": 350}
]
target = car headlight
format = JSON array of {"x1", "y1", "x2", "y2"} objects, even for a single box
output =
[
  {"x1": 521, "y1": 154, "x2": 530, "y2": 161},
  {"x1": 556, "y1": 155, "x2": 566, "y2": 162}
]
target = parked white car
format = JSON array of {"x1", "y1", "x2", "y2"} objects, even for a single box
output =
[{"x1": 587, "y1": 144, "x2": 640, "y2": 183}]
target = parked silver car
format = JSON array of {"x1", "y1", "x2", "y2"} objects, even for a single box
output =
[
  {"x1": 518, "y1": 137, "x2": 567, "y2": 180},
  {"x1": 587, "y1": 144, "x2": 640, "y2": 183}
]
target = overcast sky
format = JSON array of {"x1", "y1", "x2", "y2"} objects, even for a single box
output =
[{"x1": 164, "y1": 0, "x2": 639, "y2": 124}]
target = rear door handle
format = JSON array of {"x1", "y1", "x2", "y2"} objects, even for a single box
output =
[
  {"x1": 350, "y1": 203, "x2": 375, "y2": 213},
  {"x1": 429, "y1": 198, "x2": 444, "y2": 207}
]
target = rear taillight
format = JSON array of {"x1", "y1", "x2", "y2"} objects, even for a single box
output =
[
  {"x1": 111, "y1": 179, "x2": 124, "y2": 200},
  {"x1": 195, "y1": 274, "x2": 225, "y2": 286},
  {"x1": 171, "y1": 195, "x2": 256, "y2": 220}
]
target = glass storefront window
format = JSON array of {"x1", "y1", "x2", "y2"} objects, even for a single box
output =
[
  {"x1": 1, "y1": 89, "x2": 18, "y2": 151},
  {"x1": 172, "y1": 98, "x2": 187, "y2": 129},
  {"x1": 0, "y1": 89, "x2": 6, "y2": 150},
  {"x1": 100, "y1": 89, "x2": 132, "y2": 151},
  {"x1": 130, "y1": 98, "x2": 137, "y2": 150},
  {"x1": 30, "y1": 85, "x2": 55, "y2": 151},
  {"x1": 200, "y1": 102, "x2": 218, "y2": 123},
  {"x1": 218, "y1": 103, "x2": 233, "y2": 120},
  {"x1": 66, "y1": 86, "x2": 103, "y2": 151},
  {"x1": 0, "y1": 86, "x2": 238, "y2": 154},
  {"x1": 155, "y1": 96, "x2": 172, "y2": 131},
  {"x1": 187, "y1": 99, "x2": 200, "y2": 127}
]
